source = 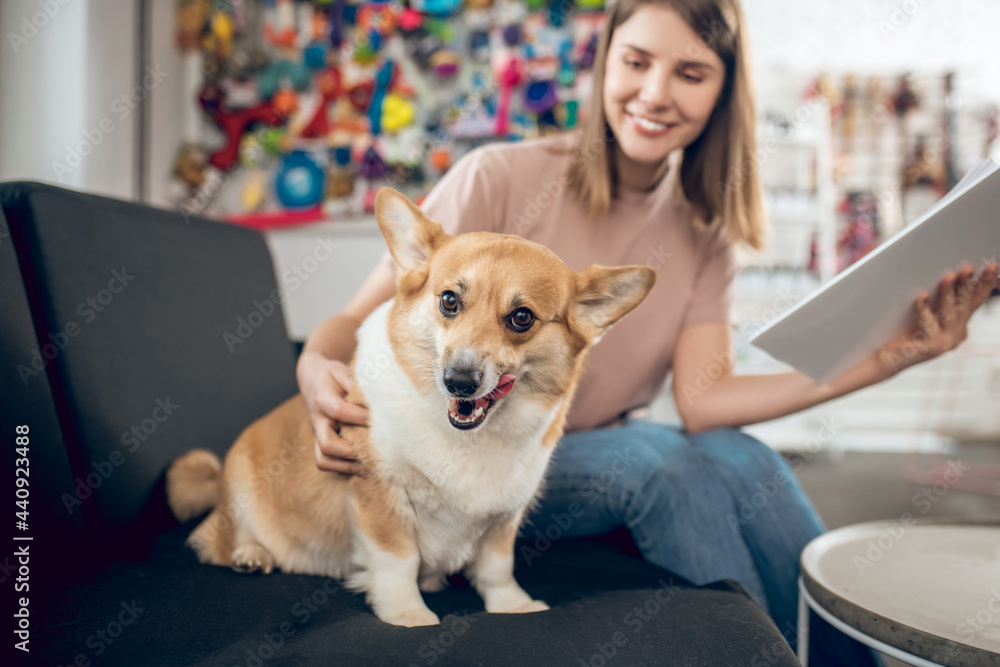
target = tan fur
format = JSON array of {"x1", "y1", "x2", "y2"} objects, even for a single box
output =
[
  {"x1": 341, "y1": 415, "x2": 415, "y2": 559},
  {"x1": 166, "y1": 449, "x2": 222, "y2": 522},
  {"x1": 489, "y1": 516, "x2": 521, "y2": 557},
  {"x1": 167, "y1": 187, "x2": 655, "y2": 625},
  {"x1": 174, "y1": 394, "x2": 354, "y2": 576},
  {"x1": 348, "y1": 476, "x2": 416, "y2": 558}
]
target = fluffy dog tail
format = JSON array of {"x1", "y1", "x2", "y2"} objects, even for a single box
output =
[{"x1": 166, "y1": 449, "x2": 222, "y2": 522}]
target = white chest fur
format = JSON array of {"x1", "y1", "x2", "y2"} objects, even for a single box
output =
[{"x1": 354, "y1": 301, "x2": 560, "y2": 572}]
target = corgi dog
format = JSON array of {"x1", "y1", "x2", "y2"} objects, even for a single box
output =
[{"x1": 166, "y1": 187, "x2": 655, "y2": 627}]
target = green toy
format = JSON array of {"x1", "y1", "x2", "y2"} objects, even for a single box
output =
[{"x1": 258, "y1": 127, "x2": 286, "y2": 157}]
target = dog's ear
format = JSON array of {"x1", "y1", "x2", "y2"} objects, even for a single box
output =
[
  {"x1": 573, "y1": 265, "x2": 657, "y2": 343},
  {"x1": 375, "y1": 187, "x2": 448, "y2": 273}
]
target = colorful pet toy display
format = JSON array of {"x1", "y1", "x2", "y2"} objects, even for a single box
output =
[{"x1": 169, "y1": 0, "x2": 606, "y2": 225}]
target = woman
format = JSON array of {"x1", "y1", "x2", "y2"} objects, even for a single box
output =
[{"x1": 297, "y1": 0, "x2": 998, "y2": 662}]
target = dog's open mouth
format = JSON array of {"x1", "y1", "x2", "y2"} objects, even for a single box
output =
[{"x1": 447, "y1": 374, "x2": 516, "y2": 430}]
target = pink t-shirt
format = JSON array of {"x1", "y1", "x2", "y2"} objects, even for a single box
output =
[{"x1": 379, "y1": 131, "x2": 738, "y2": 432}]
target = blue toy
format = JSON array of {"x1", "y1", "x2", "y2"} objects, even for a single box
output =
[
  {"x1": 304, "y1": 42, "x2": 327, "y2": 69},
  {"x1": 411, "y1": 0, "x2": 463, "y2": 17},
  {"x1": 257, "y1": 58, "x2": 312, "y2": 99},
  {"x1": 368, "y1": 59, "x2": 394, "y2": 136},
  {"x1": 275, "y1": 150, "x2": 325, "y2": 208}
]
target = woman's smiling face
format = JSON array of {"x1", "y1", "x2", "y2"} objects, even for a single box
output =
[{"x1": 602, "y1": 4, "x2": 727, "y2": 188}]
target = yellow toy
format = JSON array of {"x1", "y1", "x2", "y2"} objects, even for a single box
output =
[{"x1": 381, "y1": 94, "x2": 415, "y2": 133}]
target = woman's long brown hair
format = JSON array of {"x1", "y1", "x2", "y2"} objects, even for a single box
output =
[{"x1": 564, "y1": 0, "x2": 768, "y2": 250}]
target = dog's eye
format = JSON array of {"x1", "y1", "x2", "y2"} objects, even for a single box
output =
[
  {"x1": 440, "y1": 291, "x2": 459, "y2": 314},
  {"x1": 507, "y1": 308, "x2": 534, "y2": 332}
]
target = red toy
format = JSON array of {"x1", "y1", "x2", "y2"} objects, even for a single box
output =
[
  {"x1": 348, "y1": 80, "x2": 375, "y2": 114},
  {"x1": 398, "y1": 8, "x2": 424, "y2": 32},
  {"x1": 199, "y1": 85, "x2": 286, "y2": 171},
  {"x1": 301, "y1": 68, "x2": 344, "y2": 139}
]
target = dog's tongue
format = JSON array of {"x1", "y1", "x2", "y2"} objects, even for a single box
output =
[
  {"x1": 486, "y1": 374, "x2": 516, "y2": 401},
  {"x1": 450, "y1": 375, "x2": 517, "y2": 412}
]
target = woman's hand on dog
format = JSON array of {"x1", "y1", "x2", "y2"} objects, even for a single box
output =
[{"x1": 299, "y1": 351, "x2": 369, "y2": 475}]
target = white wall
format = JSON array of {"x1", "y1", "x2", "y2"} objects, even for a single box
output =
[
  {"x1": 144, "y1": 0, "x2": 186, "y2": 207},
  {"x1": 1, "y1": 0, "x2": 88, "y2": 191},
  {"x1": 745, "y1": 0, "x2": 1000, "y2": 102},
  {"x1": 744, "y1": 0, "x2": 1000, "y2": 170},
  {"x1": 0, "y1": 0, "x2": 137, "y2": 200}
]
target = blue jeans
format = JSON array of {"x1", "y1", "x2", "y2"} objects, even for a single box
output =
[{"x1": 525, "y1": 418, "x2": 875, "y2": 664}]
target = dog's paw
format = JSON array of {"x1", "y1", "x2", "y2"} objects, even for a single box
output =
[
  {"x1": 381, "y1": 608, "x2": 441, "y2": 628},
  {"x1": 497, "y1": 599, "x2": 549, "y2": 614},
  {"x1": 418, "y1": 573, "x2": 447, "y2": 593},
  {"x1": 231, "y1": 544, "x2": 274, "y2": 575}
]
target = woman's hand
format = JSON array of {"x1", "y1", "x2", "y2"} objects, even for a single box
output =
[
  {"x1": 297, "y1": 350, "x2": 369, "y2": 475},
  {"x1": 875, "y1": 261, "x2": 999, "y2": 378}
]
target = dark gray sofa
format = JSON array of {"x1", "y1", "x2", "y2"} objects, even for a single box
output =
[{"x1": 0, "y1": 181, "x2": 803, "y2": 666}]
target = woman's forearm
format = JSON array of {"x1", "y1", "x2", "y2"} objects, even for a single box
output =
[
  {"x1": 300, "y1": 313, "x2": 363, "y2": 365},
  {"x1": 681, "y1": 353, "x2": 892, "y2": 433}
]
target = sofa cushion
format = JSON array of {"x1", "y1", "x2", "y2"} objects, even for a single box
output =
[
  {"x1": 0, "y1": 182, "x2": 299, "y2": 538},
  {"x1": 31, "y1": 525, "x2": 798, "y2": 666}
]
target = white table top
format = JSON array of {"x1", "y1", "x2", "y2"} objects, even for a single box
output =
[{"x1": 802, "y1": 520, "x2": 1000, "y2": 661}]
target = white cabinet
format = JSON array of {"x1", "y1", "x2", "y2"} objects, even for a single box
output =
[{"x1": 263, "y1": 217, "x2": 385, "y2": 342}]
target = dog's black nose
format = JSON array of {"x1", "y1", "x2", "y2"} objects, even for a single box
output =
[{"x1": 444, "y1": 367, "x2": 481, "y2": 397}]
